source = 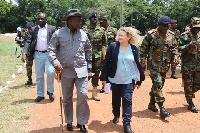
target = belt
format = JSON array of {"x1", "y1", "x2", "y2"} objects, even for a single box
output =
[{"x1": 35, "y1": 50, "x2": 47, "y2": 53}]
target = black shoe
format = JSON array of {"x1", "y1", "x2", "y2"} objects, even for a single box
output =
[
  {"x1": 25, "y1": 79, "x2": 33, "y2": 85},
  {"x1": 170, "y1": 74, "x2": 178, "y2": 79},
  {"x1": 35, "y1": 96, "x2": 44, "y2": 102},
  {"x1": 67, "y1": 123, "x2": 73, "y2": 131},
  {"x1": 113, "y1": 116, "x2": 119, "y2": 124},
  {"x1": 188, "y1": 99, "x2": 198, "y2": 113},
  {"x1": 100, "y1": 87, "x2": 105, "y2": 93},
  {"x1": 47, "y1": 91, "x2": 55, "y2": 101},
  {"x1": 77, "y1": 124, "x2": 88, "y2": 133},
  {"x1": 124, "y1": 126, "x2": 134, "y2": 133}
]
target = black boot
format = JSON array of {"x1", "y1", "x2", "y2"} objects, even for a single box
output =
[
  {"x1": 157, "y1": 102, "x2": 170, "y2": 119},
  {"x1": 170, "y1": 71, "x2": 178, "y2": 79},
  {"x1": 148, "y1": 97, "x2": 158, "y2": 112},
  {"x1": 25, "y1": 76, "x2": 33, "y2": 85},
  {"x1": 187, "y1": 99, "x2": 198, "y2": 113},
  {"x1": 124, "y1": 126, "x2": 134, "y2": 133}
]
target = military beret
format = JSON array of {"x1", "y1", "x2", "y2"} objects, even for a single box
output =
[
  {"x1": 62, "y1": 9, "x2": 84, "y2": 21},
  {"x1": 158, "y1": 16, "x2": 171, "y2": 25},
  {"x1": 171, "y1": 19, "x2": 177, "y2": 24},
  {"x1": 191, "y1": 17, "x2": 200, "y2": 28},
  {"x1": 89, "y1": 12, "x2": 97, "y2": 19},
  {"x1": 26, "y1": 22, "x2": 34, "y2": 28}
]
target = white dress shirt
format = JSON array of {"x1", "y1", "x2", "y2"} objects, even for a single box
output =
[{"x1": 35, "y1": 24, "x2": 48, "y2": 51}]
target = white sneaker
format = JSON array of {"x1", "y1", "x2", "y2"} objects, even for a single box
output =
[{"x1": 180, "y1": 84, "x2": 184, "y2": 91}]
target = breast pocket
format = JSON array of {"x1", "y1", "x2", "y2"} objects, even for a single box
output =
[{"x1": 59, "y1": 38, "x2": 72, "y2": 53}]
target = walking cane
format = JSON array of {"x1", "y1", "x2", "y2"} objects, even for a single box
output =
[{"x1": 56, "y1": 71, "x2": 65, "y2": 132}]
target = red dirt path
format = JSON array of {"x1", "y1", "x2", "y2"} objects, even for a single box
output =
[{"x1": 27, "y1": 70, "x2": 200, "y2": 133}]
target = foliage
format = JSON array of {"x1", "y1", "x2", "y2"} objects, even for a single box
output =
[{"x1": 1, "y1": 0, "x2": 200, "y2": 34}]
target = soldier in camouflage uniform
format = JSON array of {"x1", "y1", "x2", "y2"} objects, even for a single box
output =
[
  {"x1": 178, "y1": 17, "x2": 200, "y2": 113},
  {"x1": 82, "y1": 12, "x2": 107, "y2": 101},
  {"x1": 22, "y1": 22, "x2": 34, "y2": 85},
  {"x1": 99, "y1": 15, "x2": 117, "y2": 93},
  {"x1": 169, "y1": 19, "x2": 181, "y2": 79},
  {"x1": 140, "y1": 16, "x2": 175, "y2": 119}
]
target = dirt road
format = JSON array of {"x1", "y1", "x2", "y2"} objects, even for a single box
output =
[{"x1": 26, "y1": 69, "x2": 200, "y2": 133}]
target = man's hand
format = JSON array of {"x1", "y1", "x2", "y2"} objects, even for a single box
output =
[
  {"x1": 134, "y1": 85, "x2": 141, "y2": 89},
  {"x1": 102, "y1": 81, "x2": 107, "y2": 87},
  {"x1": 141, "y1": 63, "x2": 146, "y2": 71},
  {"x1": 189, "y1": 41, "x2": 196, "y2": 48},
  {"x1": 21, "y1": 54, "x2": 26, "y2": 63},
  {"x1": 54, "y1": 63, "x2": 62, "y2": 73},
  {"x1": 88, "y1": 70, "x2": 92, "y2": 80}
]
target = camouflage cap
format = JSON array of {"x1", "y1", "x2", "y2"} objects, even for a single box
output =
[
  {"x1": 191, "y1": 17, "x2": 200, "y2": 27},
  {"x1": 99, "y1": 15, "x2": 108, "y2": 22}
]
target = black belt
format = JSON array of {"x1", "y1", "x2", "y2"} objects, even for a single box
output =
[{"x1": 35, "y1": 50, "x2": 47, "y2": 53}]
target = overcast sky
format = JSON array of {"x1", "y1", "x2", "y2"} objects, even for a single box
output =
[{"x1": 5, "y1": 0, "x2": 18, "y2": 5}]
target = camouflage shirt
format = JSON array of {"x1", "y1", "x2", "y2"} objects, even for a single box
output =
[
  {"x1": 140, "y1": 29, "x2": 176, "y2": 72},
  {"x1": 105, "y1": 26, "x2": 117, "y2": 46},
  {"x1": 179, "y1": 30, "x2": 200, "y2": 71},
  {"x1": 82, "y1": 25, "x2": 107, "y2": 59}
]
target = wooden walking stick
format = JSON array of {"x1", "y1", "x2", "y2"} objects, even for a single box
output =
[{"x1": 56, "y1": 69, "x2": 65, "y2": 132}]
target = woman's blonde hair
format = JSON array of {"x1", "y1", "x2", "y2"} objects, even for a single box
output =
[{"x1": 116, "y1": 27, "x2": 140, "y2": 46}]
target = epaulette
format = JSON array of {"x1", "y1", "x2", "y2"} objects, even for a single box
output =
[
  {"x1": 181, "y1": 30, "x2": 189, "y2": 36},
  {"x1": 147, "y1": 29, "x2": 156, "y2": 34},
  {"x1": 82, "y1": 25, "x2": 87, "y2": 30},
  {"x1": 168, "y1": 30, "x2": 175, "y2": 35}
]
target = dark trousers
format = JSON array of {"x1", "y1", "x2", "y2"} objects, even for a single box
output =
[{"x1": 111, "y1": 82, "x2": 134, "y2": 127}]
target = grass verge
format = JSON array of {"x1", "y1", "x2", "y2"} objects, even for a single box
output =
[{"x1": 0, "y1": 37, "x2": 35, "y2": 132}]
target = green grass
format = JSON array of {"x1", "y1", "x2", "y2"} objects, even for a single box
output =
[
  {"x1": 0, "y1": 38, "x2": 35, "y2": 132},
  {"x1": 0, "y1": 39, "x2": 23, "y2": 87}
]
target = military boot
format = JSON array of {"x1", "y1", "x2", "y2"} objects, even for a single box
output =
[
  {"x1": 148, "y1": 97, "x2": 158, "y2": 112},
  {"x1": 187, "y1": 99, "x2": 198, "y2": 113},
  {"x1": 25, "y1": 76, "x2": 33, "y2": 85},
  {"x1": 170, "y1": 71, "x2": 178, "y2": 79},
  {"x1": 92, "y1": 87, "x2": 100, "y2": 101},
  {"x1": 157, "y1": 102, "x2": 170, "y2": 119}
]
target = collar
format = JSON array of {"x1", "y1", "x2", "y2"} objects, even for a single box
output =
[
  {"x1": 65, "y1": 26, "x2": 78, "y2": 34},
  {"x1": 38, "y1": 23, "x2": 47, "y2": 29}
]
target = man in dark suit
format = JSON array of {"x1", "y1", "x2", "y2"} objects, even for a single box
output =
[{"x1": 22, "y1": 13, "x2": 57, "y2": 102}]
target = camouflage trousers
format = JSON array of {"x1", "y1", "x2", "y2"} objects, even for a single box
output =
[
  {"x1": 182, "y1": 70, "x2": 200, "y2": 99},
  {"x1": 171, "y1": 63, "x2": 176, "y2": 71},
  {"x1": 26, "y1": 60, "x2": 33, "y2": 77},
  {"x1": 91, "y1": 57, "x2": 102, "y2": 87},
  {"x1": 149, "y1": 70, "x2": 166, "y2": 103}
]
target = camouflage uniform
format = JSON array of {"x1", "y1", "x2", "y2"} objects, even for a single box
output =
[
  {"x1": 106, "y1": 26, "x2": 117, "y2": 46},
  {"x1": 170, "y1": 29, "x2": 180, "y2": 72},
  {"x1": 23, "y1": 29, "x2": 33, "y2": 78},
  {"x1": 140, "y1": 29, "x2": 176, "y2": 103},
  {"x1": 82, "y1": 25, "x2": 107, "y2": 87},
  {"x1": 179, "y1": 30, "x2": 200, "y2": 99}
]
